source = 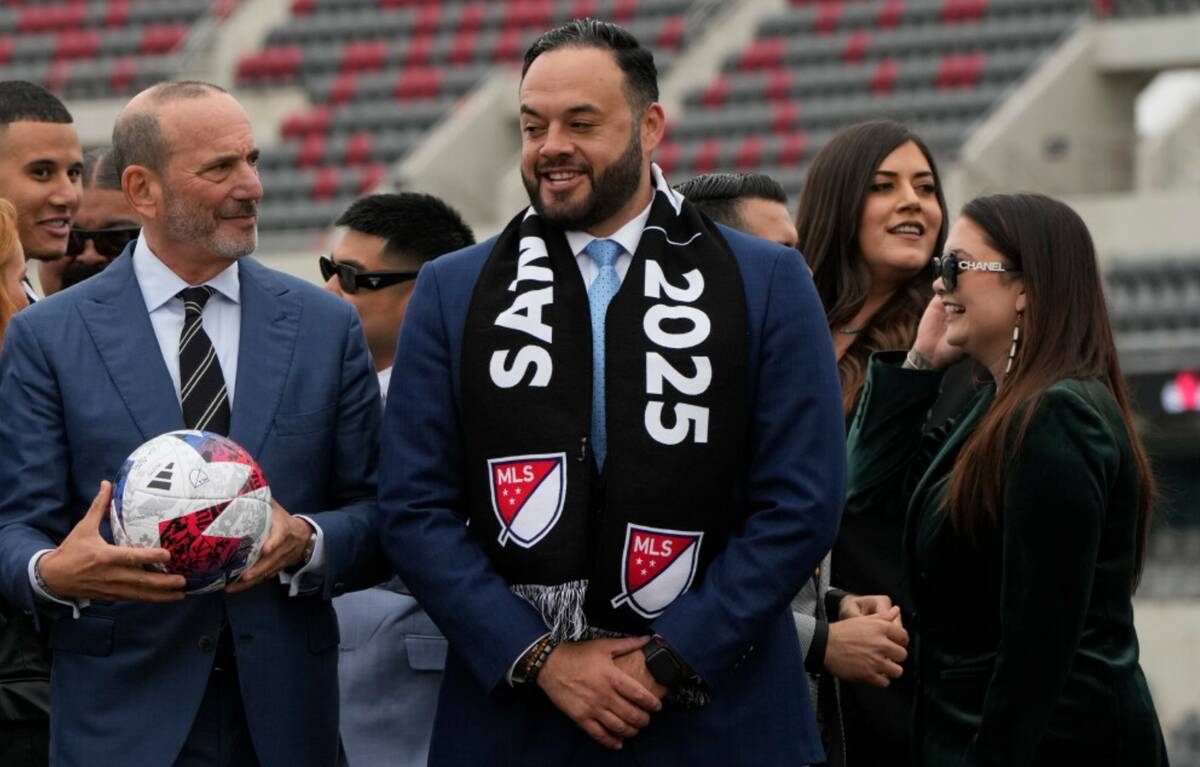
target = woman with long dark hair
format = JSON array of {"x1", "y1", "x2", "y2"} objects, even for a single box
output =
[
  {"x1": 848, "y1": 193, "x2": 1166, "y2": 765},
  {"x1": 797, "y1": 119, "x2": 947, "y2": 414},
  {"x1": 793, "y1": 120, "x2": 949, "y2": 766}
]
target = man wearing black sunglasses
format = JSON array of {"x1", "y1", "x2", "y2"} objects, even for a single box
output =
[
  {"x1": 324, "y1": 192, "x2": 473, "y2": 767},
  {"x1": 39, "y1": 148, "x2": 139, "y2": 295},
  {"x1": 321, "y1": 192, "x2": 474, "y2": 400}
]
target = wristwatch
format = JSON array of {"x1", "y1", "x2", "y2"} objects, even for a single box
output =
[{"x1": 641, "y1": 636, "x2": 687, "y2": 689}]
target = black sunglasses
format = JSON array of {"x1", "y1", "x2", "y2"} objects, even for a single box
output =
[
  {"x1": 66, "y1": 226, "x2": 140, "y2": 259},
  {"x1": 932, "y1": 254, "x2": 1018, "y2": 292},
  {"x1": 319, "y1": 255, "x2": 419, "y2": 294}
]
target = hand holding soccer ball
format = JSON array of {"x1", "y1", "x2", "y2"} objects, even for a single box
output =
[
  {"x1": 109, "y1": 430, "x2": 274, "y2": 595},
  {"x1": 37, "y1": 480, "x2": 187, "y2": 603}
]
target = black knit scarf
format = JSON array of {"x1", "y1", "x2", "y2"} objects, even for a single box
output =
[{"x1": 461, "y1": 166, "x2": 749, "y2": 645}]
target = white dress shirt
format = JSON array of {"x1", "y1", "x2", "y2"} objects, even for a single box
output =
[
  {"x1": 377, "y1": 366, "x2": 392, "y2": 403},
  {"x1": 31, "y1": 236, "x2": 325, "y2": 610},
  {"x1": 131, "y1": 235, "x2": 241, "y2": 406},
  {"x1": 564, "y1": 199, "x2": 652, "y2": 289}
]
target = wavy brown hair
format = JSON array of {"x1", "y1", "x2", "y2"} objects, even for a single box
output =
[
  {"x1": 795, "y1": 120, "x2": 948, "y2": 413},
  {"x1": 0, "y1": 198, "x2": 21, "y2": 346},
  {"x1": 942, "y1": 193, "x2": 1155, "y2": 588}
]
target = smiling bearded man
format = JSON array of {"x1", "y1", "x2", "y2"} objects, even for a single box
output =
[{"x1": 377, "y1": 19, "x2": 847, "y2": 767}]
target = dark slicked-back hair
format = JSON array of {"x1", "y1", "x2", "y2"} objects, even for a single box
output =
[
  {"x1": 335, "y1": 193, "x2": 475, "y2": 265},
  {"x1": 0, "y1": 81, "x2": 73, "y2": 127},
  {"x1": 111, "y1": 81, "x2": 228, "y2": 177},
  {"x1": 83, "y1": 148, "x2": 122, "y2": 190},
  {"x1": 675, "y1": 172, "x2": 788, "y2": 229},
  {"x1": 522, "y1": 19, "x2": 658, "y2": 114}
]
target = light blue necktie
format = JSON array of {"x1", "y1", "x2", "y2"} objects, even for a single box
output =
[{"x1": 585, "y1": 238, "x2": 622, "y2": 470}]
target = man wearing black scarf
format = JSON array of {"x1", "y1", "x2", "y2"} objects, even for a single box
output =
[{"x1": 378, "y1": 20, "x2": 845, "y2": 767}]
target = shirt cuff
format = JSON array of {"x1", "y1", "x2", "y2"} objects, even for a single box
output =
[
  {"x1": 507, "y1": 632, "x2": 550, "y2": 686},
  {"x1": 28, "y1": 550, "x2": 89, "y2": 619},
  {"x1": 278, "y1": 516, "x2": 326, "y2": 597},
  {"x1": 826, "y1": 588, "x2": 851, "y2": 621}
]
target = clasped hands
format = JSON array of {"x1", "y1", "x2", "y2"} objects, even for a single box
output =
[
  {"x1": 536, "y1": 636, "x2": 668, "y2": 751},
  {"x1": 824, "y1": 594, "x2": 910, "y2": 688},
  {"x1": 37, "y1": 480, "x2": 314, "y2": 603}
]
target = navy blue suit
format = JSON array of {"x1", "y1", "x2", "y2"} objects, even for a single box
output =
[
  {"x1": 0, "y1": 251, "x2": 385, "y2": 767},
  {"x1": 378, "y1": 226, "x2": 846, "y2": 766}
]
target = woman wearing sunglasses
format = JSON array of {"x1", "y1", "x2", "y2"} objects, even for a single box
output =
[
  {"x1": 848, "y1": 193, "x2": 1166, "y2": 765},
  {"x1": 39, "y1": 148, "x2": 139, "y2": 296}
]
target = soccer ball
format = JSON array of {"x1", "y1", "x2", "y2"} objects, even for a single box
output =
[{"x1": 110, "y1": 430, "x2": 273, "y2": 595}]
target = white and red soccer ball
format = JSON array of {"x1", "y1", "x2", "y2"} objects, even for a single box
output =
[{"x1": 110, "y1": 430, "x2": 272, "y2": 595}]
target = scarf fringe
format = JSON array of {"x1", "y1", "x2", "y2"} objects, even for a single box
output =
[{"x1": 511, "y1": 580, "x2": 589, "y2": 643}]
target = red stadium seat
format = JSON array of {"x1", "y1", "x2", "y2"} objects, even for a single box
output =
[
  {"x1": 140, "y1": 24, "x2": 187, "y2": 55},
  {"x1": 344, "y1": 132, "x2": 373, "y2": 166},
  {"x1": 312, "y1": 166, "x2": 339, "y2": 200},
  {"x1": 341, "y1": 40, "x2": 388, "y2": 73},
  {"x1": 702, "y1": 74, "x2": 728, "y2": 109},
  {"x1": 54, "y1": 29, "x2": 99, "y2": 62},
  {"x1": 871, "y1": 57, "x2": 899, "y2": 94}
]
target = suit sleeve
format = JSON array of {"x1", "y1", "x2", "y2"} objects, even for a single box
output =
[
  {"x1": 378, "y1": 264, "x2": 548, "y2": 692},
  {"x1": 843, "y1": 351, "x2": 945, "y2": 529},
  {"x1": 971, "y1": 388, "x2": 1119, "y2": 766},
  {"x1": 302, "y1": 310, "x2": 390, "y2": 598},
  {"x1": 651, "y1": 248, "x2": 845, "y2": 683},
  {"x1": 0, "y1": 312, "x2": 71, "y2": 614}
]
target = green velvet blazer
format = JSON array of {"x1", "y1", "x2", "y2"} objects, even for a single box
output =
[{"x1": 844, "y1": 352, "x2": 1166, "y2": 767}]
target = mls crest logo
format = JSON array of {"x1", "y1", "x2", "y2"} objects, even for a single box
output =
[
  {"x1": 488, "y1": 453, "x2": 567, "y2": 548},
  {"x1": 610, "y1": 524, "x2": 703, "y2": 619}
]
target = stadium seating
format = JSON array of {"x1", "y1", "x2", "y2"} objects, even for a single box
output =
[
  {"x1": 1106, "y1": 257, "x2": 1200, "y2": 352},
  {"x1": 662, "y1": 0, "x2": 1107, "y2": 202},
  {"x1": 0, "y1": 0, "x2": 238, "y2": 100},
  {"x1": 239, "y1": 0, "x2": 709, "y2": 234}
]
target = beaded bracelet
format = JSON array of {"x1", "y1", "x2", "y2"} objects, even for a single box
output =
[{"x1": 519, "y1": 635, "x2": 558, "y2": 684}]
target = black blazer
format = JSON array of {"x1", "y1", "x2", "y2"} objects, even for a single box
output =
[
  {"x1": 0, "y1": 599, "x2": 49, "y2": 721},
  {"x1": 846, "y1": 352, "x2": 1166, "y2": 767}
]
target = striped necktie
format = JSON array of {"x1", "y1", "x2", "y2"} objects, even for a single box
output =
[
  {"x1": 177, "y1": 286, "x2": 231, "y2": 436},
  {"x1": 584, "y1": 238, "x2": 622, "y2": 470}
]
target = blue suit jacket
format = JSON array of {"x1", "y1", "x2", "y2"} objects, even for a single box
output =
[
  {"x1": 0, "y1": 250, "x2": 386, "y2": 767},
  {"x1": 378, "y1": 226, "x2": 846, "y2": 766}
]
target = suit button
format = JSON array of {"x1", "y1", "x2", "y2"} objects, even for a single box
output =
[
  {"x1": 198, "y1": 636, "x2": 214, "y2": 653},
  {"x1": 333, "y1": 582, "x2": 346, "y2": 596}
]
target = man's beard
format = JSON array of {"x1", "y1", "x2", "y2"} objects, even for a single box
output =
[
  {"x1": 523, "y1": 130, "x2": 644, "y2": 231},
  {"x1": 60, "y1": 258, "x2": 110, "y2": 289},
  {"x1": 163, "y1": 188, "x2": 257, "y2": 260}
]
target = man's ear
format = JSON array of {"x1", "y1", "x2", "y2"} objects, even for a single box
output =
[
  {"x1": 641, "y1": 102, "x2": 666, "y2": 156},
  {"x1": 122, "y1": 166, "x2": 160, "y2": 222}
]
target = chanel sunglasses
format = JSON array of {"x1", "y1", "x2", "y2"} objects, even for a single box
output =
[
  {"x1": 66, "y1": 226, "x2": 140, "y2": 259},
  {"x1": 319, "y1": 255, "x2": 419, "y2": 294},
  {"x1": 932, "y1": 253, "x2": 1018, "y2": 292}
]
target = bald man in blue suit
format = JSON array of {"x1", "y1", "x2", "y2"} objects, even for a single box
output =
[{"x1": 0, "y1": 82, "x2": 385, "y2": 767}]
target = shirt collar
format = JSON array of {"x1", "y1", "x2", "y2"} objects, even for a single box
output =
[
  {"x1": 564, "y1": 198, "x2": 654, "y2": 259},
  {"x1": 132, "y1": 234, "x2": 241, "y2": 312}
]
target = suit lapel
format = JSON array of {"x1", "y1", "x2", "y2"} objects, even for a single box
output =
[
  {"x1": 230, "y1": 259, "x2": 300, "y2": 458},
  {"x1": 77, "y1": 253, "x2": 183, "y2": 442},
  {"x1": 909, "y1": 387, "x2": 994, "y2": 509}
]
